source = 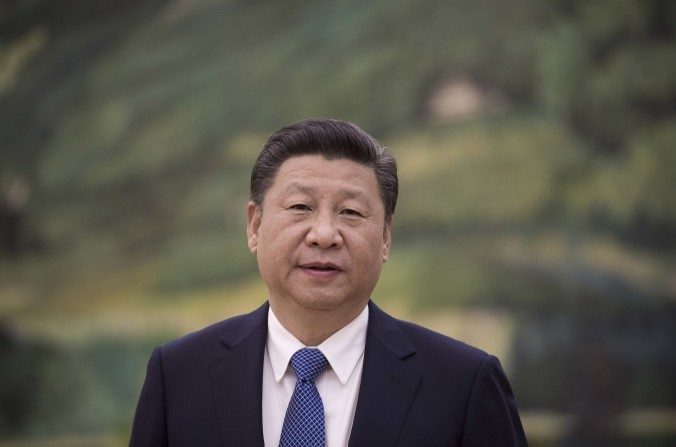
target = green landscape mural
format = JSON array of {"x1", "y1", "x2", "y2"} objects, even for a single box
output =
[{"x1": 1, "y1": 0, "x2": 675, "y2": 445}]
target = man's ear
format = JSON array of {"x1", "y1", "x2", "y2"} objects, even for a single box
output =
[
  {"x1": 246, "y1": 201, "x2": 261, "y2": 254},
  {"x1": 382, "y1": 220, "x2": 392, "y2": 262}
]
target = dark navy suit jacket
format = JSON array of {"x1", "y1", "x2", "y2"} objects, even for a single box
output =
[{"x1": 130, "y1": 301, "x2": 527, "y2": 446}]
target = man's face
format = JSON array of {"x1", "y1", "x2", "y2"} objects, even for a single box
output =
[{"x1": 247, "y1": 155, "x2": 391, "y2": 317}]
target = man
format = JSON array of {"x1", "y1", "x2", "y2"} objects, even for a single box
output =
[{"x1": 130, "y1": 118, "x2": 527, "y2": 446}]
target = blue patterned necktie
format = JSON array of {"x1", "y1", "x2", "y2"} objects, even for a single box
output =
[{"x1": 279, "y1": 348, "x2": 329, "y2": 447}]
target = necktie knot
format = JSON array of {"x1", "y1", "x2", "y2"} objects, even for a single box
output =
[{"x1": 290, "y1": 348, "x2": 328, "y2": 382}]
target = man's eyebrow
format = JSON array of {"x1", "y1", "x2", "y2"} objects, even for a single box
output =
[{"x1": 341, "y1": 189, "x2": 366, "y2": 200}]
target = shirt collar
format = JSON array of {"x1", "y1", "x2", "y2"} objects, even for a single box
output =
[{"x1": 267, "y1": 304, "x2": 369, "y2": 386}]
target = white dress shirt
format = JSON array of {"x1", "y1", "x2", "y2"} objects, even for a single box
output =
[{"x1": 262, "y1": 305, "x2": 369, "y2": 447}]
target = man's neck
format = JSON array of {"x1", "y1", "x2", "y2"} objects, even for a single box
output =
[{"x1": 268, "y1": 299, "x2": 368, "y2": 346}]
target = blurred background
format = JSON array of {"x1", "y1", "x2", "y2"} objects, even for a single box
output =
[{"x1": 1, "y1": 0, "x2": 675, "y2": 445}]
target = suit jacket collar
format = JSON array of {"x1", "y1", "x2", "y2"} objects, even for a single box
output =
[
  {"x1": 207, "y1": 301, "x2": 422, "y2": 447},
  {"x1": 208, "y1": 302, "x2": 268, "y2": 446},
  {"x1": 348, "y1": 301, "x2": 422, "y2": 446}
]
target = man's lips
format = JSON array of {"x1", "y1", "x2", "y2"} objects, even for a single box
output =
[
  {"x1": 298, "y1": 261, "x2": 342, "y2": 271},
  {"x1": 298, "y1": 262, "x2": 343, "y2": 277}
]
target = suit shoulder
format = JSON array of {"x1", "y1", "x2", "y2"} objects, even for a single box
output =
[
  {"x1": 396, "y1": 317, "x2": 490, "y2": 365},
  {"x1": 160, "y1": 302, "x2": 268, "y2": 361},
  {"x1": 369, "y1": 301, "x2": 490, "y2": 369}
]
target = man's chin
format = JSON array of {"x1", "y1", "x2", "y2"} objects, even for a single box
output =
[{"x1": 289, "y1": 294, "x2": 366, "y2": 313}]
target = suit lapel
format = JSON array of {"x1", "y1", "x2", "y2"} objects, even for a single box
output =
[
  {"x1": 349, "y1": 302, "x2": 422, "y2": 447},
  {"x1": 208, "y1": 303, "x2": 268, "y2": 447}
]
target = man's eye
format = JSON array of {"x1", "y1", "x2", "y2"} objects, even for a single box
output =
[
  {"x1": 289, "y1": 204, "x2": 311, "y2": 211},
  {"x1": 340, "y1": 208, "x2": 363, "y2": 217}
]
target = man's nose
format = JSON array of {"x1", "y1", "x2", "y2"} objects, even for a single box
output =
[{"x1": 305, "y1": 211, "x2": 343, "y2": 249}]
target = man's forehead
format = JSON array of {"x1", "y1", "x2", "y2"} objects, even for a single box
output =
[
  {"x1": 271, "y1": 155, "x2": 376, "y2": 187},
  {"x1": 281, "y1": 181, "x2": 370, "y2": 200}
]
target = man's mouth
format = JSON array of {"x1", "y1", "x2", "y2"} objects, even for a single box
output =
[
  {"x1": 298, "y1": 262, "x2": 342, "y2": 276},
  {"x1": 300, "y1": 262, "x2": 341, "y2": 270}
]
